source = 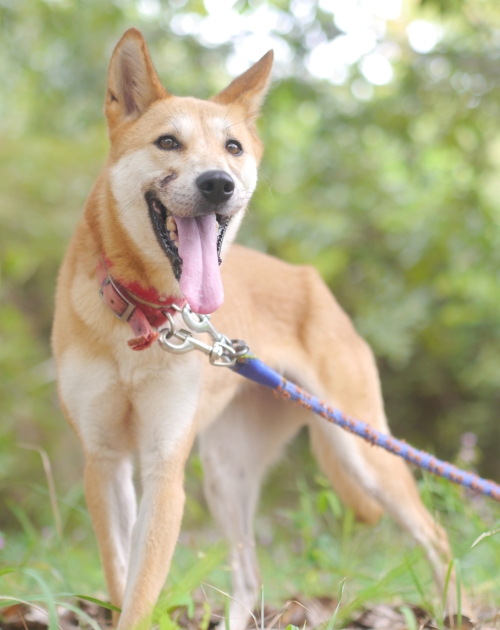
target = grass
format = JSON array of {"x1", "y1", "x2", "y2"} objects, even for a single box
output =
[{"x1": 1, "y1": 434, "x2": 500, "y2": 628}]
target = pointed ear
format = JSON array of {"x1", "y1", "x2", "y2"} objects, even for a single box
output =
[
  {"x1": 211, "y1": 50, "x2": 273, "y2": 118},
  {"x1": 105, "y1": 28, "x2": 168, "y2": 126}
]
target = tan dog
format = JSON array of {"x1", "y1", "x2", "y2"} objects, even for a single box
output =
[{"x1": 52, "y1": 28, "x2": 464, "y2": 630}]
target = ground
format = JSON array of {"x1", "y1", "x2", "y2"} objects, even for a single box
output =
[{"x1": 1, "y1": 435, "x2": 499, "y2": 629}]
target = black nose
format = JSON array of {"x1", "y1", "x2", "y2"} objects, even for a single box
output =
[{"x1": 196, "y1": 170, "x2": 235, "y2": 205}]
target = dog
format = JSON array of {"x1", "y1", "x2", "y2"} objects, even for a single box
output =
[{"x1": 52, "y1": 28, "x2": 466, "y2": 630}]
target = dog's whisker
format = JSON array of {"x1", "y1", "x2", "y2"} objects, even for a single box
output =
[{"x1": 117, "y1": 194, "x2": 144, "y2": 218}]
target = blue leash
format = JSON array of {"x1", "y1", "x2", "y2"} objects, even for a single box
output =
[
  {"x1": 158, "y1": 305, "x2": 500, "y2": 503},
  {"x1": 232, "y1": 354, "x2": 500, "y2": 502}
]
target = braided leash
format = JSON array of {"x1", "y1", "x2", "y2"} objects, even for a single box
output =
[
  {"x1": 158, "y1": 304, "x2": 500, "y2": 502},
  {"x1": 233, "y1": 354, "x2": 500, "y2": 501}
]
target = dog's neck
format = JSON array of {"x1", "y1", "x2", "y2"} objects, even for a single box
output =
[
  {"x1": 97, "y1": 255, "x2": 186, "y2": 350},
  {"x1": 100, "y1": 253, "x2": 180, "y2": 307}
]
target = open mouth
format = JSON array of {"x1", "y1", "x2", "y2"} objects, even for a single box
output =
[
  {"x1": 146, "y1": 191, "x2": 230, "y2": 314},
  {"x1": 146, "y1": 192, "x2": 230, "y2": 282}
]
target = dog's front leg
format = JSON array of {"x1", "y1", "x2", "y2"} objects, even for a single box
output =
[
  {"x1": 57, "y1": 351, "x2": 137, "y2": 615},
  {"x1": 85, "y1": 452, "x2": 136, "y2": 618},
  {"x1": 117, "y1": 365, "x2": 199, "y2": 630}
]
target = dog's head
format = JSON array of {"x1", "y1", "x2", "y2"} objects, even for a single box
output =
[{"x1": 104, "y1": 28, "x2": 273, "y2": 314}]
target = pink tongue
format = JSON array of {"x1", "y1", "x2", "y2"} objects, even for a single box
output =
[{"x1": 175, "y1": 214, "x2": 224, "y2": 314}]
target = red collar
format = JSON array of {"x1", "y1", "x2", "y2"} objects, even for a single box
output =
[{"x1": 97, "y1": 256, "x2": 186, "y2": 351}]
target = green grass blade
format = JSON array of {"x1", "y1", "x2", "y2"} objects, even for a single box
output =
[
  {"x1": 201, "y1": 584, "x2": 258, "y2": 629},
  {"x1": 22, "y1": 568, "x2": 59, "y2": 630},
  {"x1": 405, "y1": 553, "x2": 431, "y2": 611},
  {"x1": 6, "y1": 500, "x2": 38, "y2": 545},
  {"x1": 455, "y1": 559, "x2": 462, "y2": 629},
  {"x1": 440, "y1": 558, "x2": 455, "y2": 629},
  {"x1": 225, "y1": 594, "x2": 231, "y2": 630},
  {"x1": 326, "y1": 577, "x2": 346, "y2": 630},
  {"x1": 471, "y1": 527, "x2": 500, "y2": 548},
  {"x1": 0, "y1": 597, "x2": 23, "y2": 608},
  {"x1": 200, "y1": 601, "x2": 211, "y2": 630},
  {"x1": 75, "y1": 595, "x2": 121, "y2": 613},
  {"x1": 53, "y1": 601, "x2": 102, "y2": 630},
  {"x1": 400, "y1": 606, "x2": 418, "y2": 630},
  {"x1": 261, "y1": 585, "x2": 264, "y2": 630}
]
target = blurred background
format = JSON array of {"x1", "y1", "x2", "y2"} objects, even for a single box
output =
[{"x1": 1, "y1": 0, "x2": 500, "y2": 559}]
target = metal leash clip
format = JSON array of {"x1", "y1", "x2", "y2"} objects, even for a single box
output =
[{"x1": 157, "y1": 303, "x2": 249, "y2": 367}]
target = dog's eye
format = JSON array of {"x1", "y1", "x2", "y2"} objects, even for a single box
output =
[
  {"x1": 226, "y1": 140, "x2": 243, "y2": 156},
  {"x1": 156, "y1": 135, "x2": 180, "y2": 150}
]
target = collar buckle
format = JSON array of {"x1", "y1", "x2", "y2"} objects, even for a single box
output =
[{"x1": 99, "y1": 275, "x2": 137, "y2": 322}]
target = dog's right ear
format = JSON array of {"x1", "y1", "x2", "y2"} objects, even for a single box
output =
[
  {"x1": 105, "y1": 28, "x2": 168, "y2": 128},
  {"x1": 211, "y1": 50, "x2": 274, "y2": 120}
]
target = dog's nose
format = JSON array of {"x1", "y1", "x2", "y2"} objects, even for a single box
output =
[{"x1": 196, "y1": 170, "x2": 235, "y2": 205}]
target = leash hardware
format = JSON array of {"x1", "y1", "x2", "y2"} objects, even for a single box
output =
[
  {"x1": 158, "y1": 312, "x2": 236, "y2": 367},
  {"x1": 158, "y1": 305, "x2": 249, "y2": 367},
  {"x1": 171, "y1": 303, "x2": 225, "y2": 343}
]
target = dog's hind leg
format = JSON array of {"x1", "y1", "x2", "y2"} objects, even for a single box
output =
[
  {"x1": 298, "y1": 311, "x2": 466, "y2": 614},
  {"x1": 274, "y1": 267, "x2": 468, "y2": 616},
  {"x1": 199, "y1": 384, "x2": 304, "y2": 630},
  {"x1": 309, "y1": 414, "x2": 466, "y2": 614},
  {"x1": 309, "y1": 422, "x2": 384, "y2": 525}
]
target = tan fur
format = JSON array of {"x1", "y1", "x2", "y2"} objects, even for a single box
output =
[{"x1": 52, "y1": 29, "x2": 468, "y2": 630}]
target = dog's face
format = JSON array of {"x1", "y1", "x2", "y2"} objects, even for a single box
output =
[{"x1": 104, "y1": 29, "x2": 273, "y2": 314}]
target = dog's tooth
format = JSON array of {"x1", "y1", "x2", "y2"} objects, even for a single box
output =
[{"x1": 166, "y1": 216, "x2": 177, "y2": 232}]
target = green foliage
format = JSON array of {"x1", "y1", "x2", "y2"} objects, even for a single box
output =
[
  {"x1": 2, "y1": 464, "x2": 499, "y2": 623},
  {"x1": 2, "y1": 0, "x2": 500, "y2": 507}
]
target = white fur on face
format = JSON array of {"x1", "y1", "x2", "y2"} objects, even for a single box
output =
[
  {"x1": 110, "y1": 148, "x2": 167, "y2": 267},
  {"x1": 240, "y1": 155, "x2": 258, "y2": 193},
  {"x1": 175, "y1": 114, "x2": 195, "y2": 142},
  {"x1": 109, "y1": 109, "x2": 260, "y2": 274},
  {"x1": 220, "y1": 211, "x2": 244, "y2": 259}
]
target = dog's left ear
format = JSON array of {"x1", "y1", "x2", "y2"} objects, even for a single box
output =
[
  {"x1": 105, "y1": 28, "x2": 168, "y2": 128},
  {"x1": 211, "y1": 50, "x2": 274, "y2": 119}
]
